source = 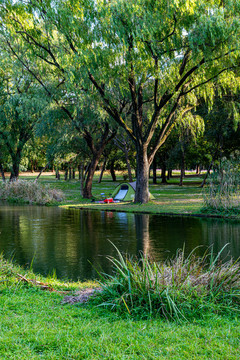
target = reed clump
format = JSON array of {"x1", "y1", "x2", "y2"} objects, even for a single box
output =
[
  {"x1": 94, "y1": 244, "x2": 240, "y2": 320},
  {"x1": 202, "y1": 152, "x2": 240, "y2": 214},
  {"x1": 0, "y1": 179, "x2": 64, "y2": 205}
]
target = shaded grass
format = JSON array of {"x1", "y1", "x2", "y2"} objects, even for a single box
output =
[{"x1": 1, "y1": 255, "x2": 240, "y2": 359}]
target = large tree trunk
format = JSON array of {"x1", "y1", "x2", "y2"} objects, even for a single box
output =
[
  {"x1": 83, "y1": 155, "x2": 100, "y2": 198},
  {"x1": 135, "y1": 148, "x2": 150, "y2": 203},
  {"x1": 10, "y1": 152, "x2": 22, "y2": 181}
]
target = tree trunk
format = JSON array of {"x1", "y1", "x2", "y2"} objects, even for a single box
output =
[
  {"x1": 10, "y1": 152, "x2": 22, "y2": 181},
  {"x1": 179, "y1": 149, "x2": 185, "y2": 186},
  {"x1": 167, "y1": 169, "x2": 172, "y2": 180},
  {"x1": 35, "y1": 163, "x2": 49, "y2": 182},
  {"x1": 79, "y1": 163, "x2": 84, "y2": 196},
  {"x1": 83, "y1": 156, "x2": 99, "y2": 198},
  {"x1": 72, "y1": 169, "x2": 75, "y2": 179},
  {"x1": 196, "y1": 165, "x2": 200, "y2": 175},
  {"x1": 201, "y1": 161, "x2": 213, "y2": 188},
  {"x1": 81, "y1": 123, "x2": 116, "y2": 198},
  {"x1": 64, "y1": 169, "x2": 68, "y2": 181},
  {"x1": 84, "y1": 163, "x2": 90, "y2": 181},
  {"x1": 0, "y1": 163, "x2": 5, "y2": 182},
  {"x1": 98, "y1": 157, "x2": 107, "y2": 183},
  {"x1": 161, "y1": 162, "x2": 168, "y2": 184},
  {"x1": 152, "y1": 157, "x2": 157, "y2": 184},
  {"x1": 69, "y1": 167, "x2": 72, "y2": 180},
  {"x1": 135, "y1": 148, "x2": 150, "y2": 204},
  {"x1": 110, "y1": 159, "x2": 116, "y2": 182}
]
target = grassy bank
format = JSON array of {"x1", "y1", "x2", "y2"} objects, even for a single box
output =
[
  {"x1": 11, "y1": 170, "x2": 239, "y2": 219},
  {"x1": 1, "y1": 255, "x2": 240, "y2": 359},
  {"x1": 15, "y1": 171, "x2": 203, "y2": 212}
]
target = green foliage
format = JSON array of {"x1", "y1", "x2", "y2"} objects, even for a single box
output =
[
  {"x1": 93, "y1": 244, "x2": 240, "y2": 320},
  {"x1": 2, "y1": 0, "x2": 240, "y2": 202},
  {"x1": 0, "y1": 179, "x2": 64, "y2": 205},
  {"x1": 203, "y1": 152, "x2": 240, "y2": 213}
]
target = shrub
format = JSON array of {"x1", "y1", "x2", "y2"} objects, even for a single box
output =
[
  {"x1": 93, "y1": 244, "x2": 240, "y2": 320},
  {"x1": 0, "y1": 180, "x2": 64, "y2": 205},
  {"x1": 202, "y1": 152, "x2": 240, "y2": 213}
]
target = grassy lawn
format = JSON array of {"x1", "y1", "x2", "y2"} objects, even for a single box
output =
[
  {"x1": 16, "y1": 170, "x2": 206, "y2": 216},
  {"x1": 9, "y1": 169, "x2": 238, "y2": 218},
  {"x1": 0, "y1": 172, "x2": 239, "y2": 358},
  {"x1": 1, "y1": 257, "x2": 240, "y2": 360}
]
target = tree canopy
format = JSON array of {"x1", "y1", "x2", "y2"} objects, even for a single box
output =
[{"x1": 0, "y1": 0, "x2": 240, "y2": 200}]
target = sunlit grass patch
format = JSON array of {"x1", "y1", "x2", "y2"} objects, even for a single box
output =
[{"x1": 0, "y1": 254, "x2": 240, "y2": 359}]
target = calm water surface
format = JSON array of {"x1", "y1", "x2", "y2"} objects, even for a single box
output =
[{"x1": 0, "y1": 204, "x2": 239, "y2": 281}]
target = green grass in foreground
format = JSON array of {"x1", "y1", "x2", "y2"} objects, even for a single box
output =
[{"x1": 1, "y1": 255, "x2": 240, "y2": 359}]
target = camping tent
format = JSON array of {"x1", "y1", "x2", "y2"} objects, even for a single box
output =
[{"x1": 111, "y1": 181, "x2": 155, "y2": 201}]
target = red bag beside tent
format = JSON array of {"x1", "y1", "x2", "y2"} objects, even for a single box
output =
[{"x1": 104, "y1": 198, "x2": 114, "y2": 203}]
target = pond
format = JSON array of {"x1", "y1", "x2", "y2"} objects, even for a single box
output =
[{"x1": 0, "y1": 204, "x2": 240, "y2": 281}]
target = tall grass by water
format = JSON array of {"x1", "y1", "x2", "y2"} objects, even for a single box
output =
[
  {"x1": 0, "y1": 180, "x2": 64, "y2": 205},
  {"x1": 94, "y1": 244, "x2": 240, "y2": 320},
  {"x1": 203, "y1": 153, "x2": 240, "y2": 214}
]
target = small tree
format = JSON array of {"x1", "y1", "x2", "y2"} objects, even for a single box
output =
[{"x1": 0, "y1": 81, "x2": 48, "y2": 179}]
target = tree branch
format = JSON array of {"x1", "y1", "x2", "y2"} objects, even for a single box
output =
[
  {"x1": 181, "y1": 67, "x2": 234, "y2": 96},
  {"x1": 88, "y1": 72, "x2": 135, "y2": 141}
]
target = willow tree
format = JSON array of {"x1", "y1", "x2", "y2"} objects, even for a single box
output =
[
  {"x1": 85, "y1": 0, "x2": 240, "y2": 202},
  {"x1": 0, "y1": 52, "x2": 48, "y2": 179},
  {"x1": 2, "y1": 0, "x2": 240, "y2": 201},
  {"x1": 1, "y1": 0, "x2": 116, "y2": 197}
]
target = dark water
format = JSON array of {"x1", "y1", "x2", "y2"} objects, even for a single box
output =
[{"x1": 0, "y1": 204, "x2": 239, "y2": 281}]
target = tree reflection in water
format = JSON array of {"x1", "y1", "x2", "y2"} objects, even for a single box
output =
[{"x1": 0, "y1": 204, "x2": 239, "y2": 281}]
